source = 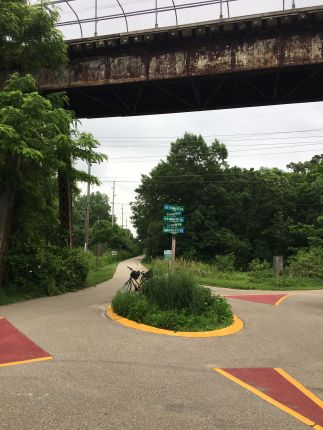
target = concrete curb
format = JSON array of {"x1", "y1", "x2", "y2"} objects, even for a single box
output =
[{"x1": 106, "y1": 305, "x2": 243, "y2": 338}]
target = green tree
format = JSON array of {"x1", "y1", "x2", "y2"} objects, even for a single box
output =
[
  {"x1": 0, "y1": 0, "x2": 67, "y2": 288},
  {"x1": 73, "y1": 191, "x2": 112, "y2": 247},
  {"x1": 0, "y1": 0, "x2": 66, "y2": 73},
  {"x1": 132, "y1": 133, "x2": 322, "y2": 268},
  {"x1": 0, "y1": 74, "x2": 106, "y2": 290}
]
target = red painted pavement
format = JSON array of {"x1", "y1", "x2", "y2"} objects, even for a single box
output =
[
  {"x1": 225, "y1": 294, "x2": 287, "y2": 305},
  {"x1": 221, "y1": 368, "x2": 323, "y2": 426},
  {"x1": 0, "y1": 318, "x2": 51, "y2": 365}
]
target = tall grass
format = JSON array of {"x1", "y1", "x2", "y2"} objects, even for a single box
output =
[{"x1": 148, "y1": 258, "x2": 323, "y2": 290}]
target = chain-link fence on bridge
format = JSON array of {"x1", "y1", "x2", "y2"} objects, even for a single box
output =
[{"x1": 29, "y1": 0, "x2": 323, "y2": 39}]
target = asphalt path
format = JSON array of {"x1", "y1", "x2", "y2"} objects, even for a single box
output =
[{"x1": 0, "y1": 256, "x2": 322, "y2": 430}]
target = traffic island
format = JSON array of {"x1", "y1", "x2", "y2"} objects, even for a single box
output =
[{"x1": 106, "y1": 305, "x2": 243, "y2": 338}]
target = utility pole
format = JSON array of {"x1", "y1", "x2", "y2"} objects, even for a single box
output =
[
  {"x1": 126, "y1": 218, "x2": 128, "y2": 231},
  {"x1": 155, "y1": 0, "x2": 158, "y2": 28},
  {"x1": 94, "y1": 0, "x2": 98, "y2": 36},
  {"x1": 84, "y1": 163, "x2": 91, "y2": 252},
  {"x1": 121, "y1": 204, "x2": 124, "y2": 228},
  {"x1": 111, "y1": 181, "x2": 116, "y2": 226}
]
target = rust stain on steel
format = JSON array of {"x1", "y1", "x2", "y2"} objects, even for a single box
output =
[{"x1": 39, "y1": 33, "x2": 323, "y2": 90}]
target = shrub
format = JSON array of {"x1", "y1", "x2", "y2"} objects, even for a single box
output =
[
  {"x1": 248, "y1": 259, "x2": 273, "y2": 282},
  {"x1": 213, "y1": 253, "x2": 235, "y2": 272},
  {"x1": 4, "y1": 237, "x2": 90, "y2": 298},
  {"x1": 287, "y1": 247, "x2": 323, "y2": 279}
]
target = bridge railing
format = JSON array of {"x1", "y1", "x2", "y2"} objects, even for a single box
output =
[{"x1": 31, "y1": 0, "x2": 323, "y2": 40}]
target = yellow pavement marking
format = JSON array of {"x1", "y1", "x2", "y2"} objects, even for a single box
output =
[
  {"x1": 0, "y1": 356, "x2": 53, "y2": 368},
  {"x1": 107, "y1": 306, "x2": 243, "y2": 338},
  {"x1": 213, "y1": 368, "x2": 316, "y2": 427},
  {"x1": 314, "y1": 425, "x2": 323, "y2": 430},
  {"x1": 274, "y1": 368, "x2": 323, "y2": 408},
  {"x1": 274, "y1": 294, "x2": 296, "y2": 306}
]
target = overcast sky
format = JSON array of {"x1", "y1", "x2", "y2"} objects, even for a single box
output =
[{"x1": 35, "y1": 0, "x2": 323, "y2": 233}]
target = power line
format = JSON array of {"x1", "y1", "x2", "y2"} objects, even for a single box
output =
[
  {"x1": 94, "y1": 127, "x2": 323, "y2": 139},
  {"x1": 105, "y1": 143, "x2": 323, "y2": 159},
  {"x1": 102, "y1": 148, "x2": 322, "y2": 162}
]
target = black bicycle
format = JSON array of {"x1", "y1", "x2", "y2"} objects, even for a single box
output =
[{"x1": 121, "y1": 266, "x2": 152, "y2": 293}]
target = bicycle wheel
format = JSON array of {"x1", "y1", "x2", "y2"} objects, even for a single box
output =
[{"x1": 121, "y1": 280, "x2": 132, "y2": 292}]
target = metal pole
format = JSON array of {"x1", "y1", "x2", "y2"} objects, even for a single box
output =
[
  {"x1": 283, "y1": 0, "x2": 285, "y2": 10},
  {"x1": 121, "y1": 204, "x2": 124, "y2": 228},
  {"x1": 220, "y1": 0, "x2": 223, "y2": 19},
  {"x1": 84, "y1": 163, "x2": 91, "y2": 252},
  {"x1": 292, "y1": 0, "x2": 295, "y2": 9},
  {"x1": 94, "y1": 0, "x2": 98, "y2": 36},
  {"x1": 155, "y1": 0, "x2": 158, "y2": 28},
  {"x1": 111, "y1": 181, "x2": 116, "y2": 227},
  {"x1": 171, "y1": 234, "x2": 176, "y2": 273}
]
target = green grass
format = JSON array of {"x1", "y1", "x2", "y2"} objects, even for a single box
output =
[
  {"x1": 86, "y1": 260, "x2": 119, "y2": 286},
  {"x1": 112, "y1": 271, "x2": 234, "y2": 332},
  {"x1": 148, "y1": 259, "x2": 323, "y2": 291},
  {"x1": 86, "y1": 251, "x2": 134, "y2": 287}
]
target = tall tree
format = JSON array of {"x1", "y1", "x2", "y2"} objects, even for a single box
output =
[
  {"x1": 132, "y1": 133, "x2": 322, "y2": 267},
  {"x1": 0, "y1": 74, "x2": 105, "y2": 287},
  {"x1": 0, "y1": 0, "x2": 67, "y2": 287},
  {"x1": 73, "y1": 191, "x2": 112, "y2": 247}
]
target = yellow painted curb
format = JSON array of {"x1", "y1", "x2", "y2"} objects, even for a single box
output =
[
  {"x1": 106, "y1": 305, "x2": 243, "y2": 338},
  {"x1": 0, "y1": 356, "x2": 53, "y2": 368}
]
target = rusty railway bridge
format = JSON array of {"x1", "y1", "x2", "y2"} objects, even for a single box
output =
[{"x1": 39, "y1": 5, "x2": 323, "y2": 118}]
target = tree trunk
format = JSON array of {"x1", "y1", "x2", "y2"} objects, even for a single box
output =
[
  {"x1": 0, "y1": 154, "x2": 18, "y2": 289},
  {"x1": 58, "y1": 170, "x2": 73, "y2": 248}
]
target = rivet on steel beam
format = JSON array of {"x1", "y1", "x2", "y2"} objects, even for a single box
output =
[
  {"x1": 144, "y1": 34, "x2": 154, "y2": 43},
  {"x1": 209, "y1": 25, "x2": 220, "y2": 33},
  {"x1": 96, "y1": 40, "x2": 105, "y2": 49},
  {"x1": 120, "y1": 36, "x2": 129, "y2": 46},
  {"x1": 196, "y1": 27, "x2": 206, "y2": 38},
  {"x1": 133, "y1": 35, "x2": 143, "y2": 44},
  {"x1": 251, "y1": 19, "x2": 262, "y2": 29},
  {"x1": 169, "y1": 30, "x2": 178, "y2": 39},
  {"x1": 106, "y1": 39, "x2": 117, "y2": 48}
]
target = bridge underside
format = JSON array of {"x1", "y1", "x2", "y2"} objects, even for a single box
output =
[
  {"x1": 64, "y1": 64, "x2": 323, "y2": 118},
  {"x1": 39, "y1": 6, "x2": 323, "y2": 118}
]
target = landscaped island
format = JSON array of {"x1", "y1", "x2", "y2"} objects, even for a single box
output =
[{"x1": 112, "y1": 270, "x2": 233, "y2": 332}]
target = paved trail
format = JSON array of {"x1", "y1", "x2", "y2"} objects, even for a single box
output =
[{"x1": 0, "y1": 256, "x2": 322, "y2": 430}]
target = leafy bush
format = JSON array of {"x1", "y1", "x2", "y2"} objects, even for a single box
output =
[
  {"x1": 213, "y1": 253, "x2": 235, "y2": 272},
  {"x1": 287, "y1": 247, "x2": 323, "y2": 279},
  {"x1": 4, "y1": 236, "x2": 90, "y2": 299},
  {"x1": 248, "y1": 259, "x2": 273, "y2": 282}
]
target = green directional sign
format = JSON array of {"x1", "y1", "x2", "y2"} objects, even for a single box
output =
[
  {"x1": 165, "y1": 223, "x2": 183, "y2": 228},
  {"x1": 164, "y1": 204, "x2": 184, "y2": 212},
  {"x1": 163, "y1": 227, "x2": 184, "y2": 234},
  {"x1": 164, "y1": 216, "x2": 184, "y2": 223},
  {"x1": 165, "y1": 211, "x2": 183, "y2": 216}
]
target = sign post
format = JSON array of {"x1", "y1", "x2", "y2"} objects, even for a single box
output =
[
  {"x1": 273, "y1": 256, "x2": 283, "y2": 288},
  {"x1": 171, "y1": 235, "x2": 176, "y2": 272},
  {"x1": 163, "y1": 204, "x2": 184, "y2": 272}
]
